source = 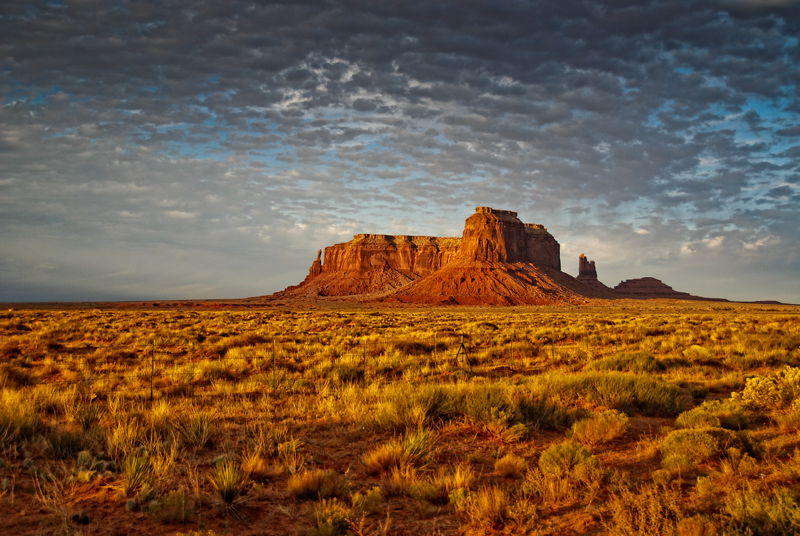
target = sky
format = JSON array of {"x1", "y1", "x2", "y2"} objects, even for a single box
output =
[{"x1": 2, "y1": 0, "x2": 799, "y2": 304}]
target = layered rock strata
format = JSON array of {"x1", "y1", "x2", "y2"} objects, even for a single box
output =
[
  {"x1": 272, "y1": 207, "x2": 718, "y2": 305},
  {"x1": 277, "y1": 207, "x2": 618, "y2": 304}
]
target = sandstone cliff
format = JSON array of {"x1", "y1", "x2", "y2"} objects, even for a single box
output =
[
  {"x1": 271, "y1": 207, "x2": 718, "y2": 305},
  {"x1": 277, "y1": 207, "x2": 621, "y2": 304}
]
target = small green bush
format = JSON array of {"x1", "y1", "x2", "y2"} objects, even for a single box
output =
[
  {"x1": 288, "y1": 469, "x2": 349, "y2": 500},
  {"x1": 725, "y1": 486, "x2": 800, "y2": 535},
  {"x1": 586, "y1": 352, "x2": 664, "y2": 374},
  {"x1": 210, "y1": 461, "x2": 247, "y2": 506},
  {"x1": 605, "y1": 484, "x2": 684, "y2": 535},
  {"x1": 660, "y1": 428, "x2": 739, "y2": 470},
  {"x1": 122, "y1": 453, "x2": 152, "y2": 497},
  {"x1": 538, "y1": 441, "x2": 599, "y2": 478},
  {"x1": 732, "y1": 367, "x2": 800, "y2": 411},
  {"x1": 46, "y1": 429, "x2": 89, "y2": 459},
  {"x1": 570, "y1": 410, "x2": 630, "y2": 447},
  {"x1": 527, "y1": 372, "x2": 682, "y2": 416},
  {"x1": 309, "y1": 498, "x2": 351, "y2": 536}
]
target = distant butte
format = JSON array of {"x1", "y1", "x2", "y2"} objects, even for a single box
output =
[{"x1": 269, "y1": 207, "x2": 724, "y2": 305}]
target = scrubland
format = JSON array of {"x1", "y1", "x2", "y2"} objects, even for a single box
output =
[{"x1": 1, "y1": 303, "x2": 800, "y2": 535}]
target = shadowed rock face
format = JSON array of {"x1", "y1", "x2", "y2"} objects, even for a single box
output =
[{"x1": 577, "y1": 254, "x2": 597, "y2": 281}]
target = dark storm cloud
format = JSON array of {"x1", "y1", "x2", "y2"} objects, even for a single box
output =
[{"x1": 1, "y1": 0, "x2": 799, "y2": 302}]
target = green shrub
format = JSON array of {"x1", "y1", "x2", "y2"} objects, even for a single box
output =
[
  {"x1": 175, "y1": 413, "x2": 212, "y2": 448},
  {"x1": 74, "y1": 403, "x2": 104, "y2": 431},
  {"x1": 463, "y1": 486, "x2": 509, "y2": 528},
  {"x1": 538, "y1": 441, "x2": 599, "y2": 478},
  {"x1": 570, "y1": 410, "x2": 630, "y2": 447},
  {"x1": 362, "y1": 428, "x2": 436, "y2": 475},
  {"x1": 586, "y1": 352, "x2": 664, "y2": 374},
  {"x1": 308, "y1": 498, "x2": 351, "y2": 536},
  {"x1": 724, "y1": 486, "x2": 800, "y2": 536},
  {"x1": 379, "y1": 384, "x2": 459, "y2": 431},
  {"x1": 690, "y1": 385, "x2": 710, "y2": 399},
  {"x1": 288, "y1": 469, "x2": 349, "y2": 500},
  {"x1": 46, "y1": 429, "x2": 89, "y2": 459},
  {"x1": 0, "y1": 365, "x2": 34, "y2": 388},
  {"x1": 605, "y1": 484, "x2": 684, "y2": 536},
  {"x1": 462, "y1": 385, "x2": 519, "y2": 427},
  {"x1": 676, "y1": 400, "x2": 749, "y2": 431},
  {"x1": 149, "y1": 489, "x2": 195, "y2": 523},
  {"x1": 516, "y1": 395, "x2": 582, "y2": 431},
  {"x1": 494, "y1": 453, "x2": 527, "y2": 478},
  {"x1": 210, "y1": 461, "x2": 247, "y2": 506},
  {"x1": 0, "y1": 403, "x2": 40, "y2": 448},
  {"x1": 122, "y1": 453, "x2": 152, "y2": 497},
  {"x1": 527, "y1": 372, "x2": 682, "y2": 416},
  {"x1": 731, "y1": 367, "x2": 800, "y2": 411},
  {"x1": 660, "y1": 428, "x2": 739, "y2": 470}
]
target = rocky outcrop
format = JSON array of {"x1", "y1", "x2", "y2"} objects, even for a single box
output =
[
  {"x1": 612, "y1": 277, "x2": 720, "y2": 301},
  {"x1": 270, "y1": 207, "x2": 720, "y2": 305},
  {"x1": 275, "y1": 207, "x2": 619, "y2": 304},
  {"x1": 577, "y1": 254, "x2": 597, "y2": 280},
  {"x1": 455, "y1": 207, "x2": 560, "y2": 269}
]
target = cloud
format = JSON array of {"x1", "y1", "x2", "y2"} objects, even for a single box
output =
[{"x1": 1, "y1": 0, "x2": 799, "y2": 303}]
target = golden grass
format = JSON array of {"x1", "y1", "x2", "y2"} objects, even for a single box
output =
[{"x1": 0, "y1": 305, "x2": 798, "y2": 533}]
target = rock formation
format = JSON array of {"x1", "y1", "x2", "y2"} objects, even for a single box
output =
[
  {"x1": 270, "y1": 206, "x2": 720, "y2": 305},
  {"x1": 577, "y1": 254, "x2": 597, "y2": 280},
  {"x1": 613, "y1": 277, "x2": 724, "y2": 301},
  {"x1": 275, "y1": 207, "x2": 619, "y2": 305}
]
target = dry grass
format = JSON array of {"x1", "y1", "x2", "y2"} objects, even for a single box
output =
[{"x1": 0, "y1": 305, "x2": 798, "y2": 534}]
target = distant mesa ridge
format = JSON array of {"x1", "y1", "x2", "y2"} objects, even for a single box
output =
[{"x1": 273, "y1": 207, "x2": 719, "y2": 305}]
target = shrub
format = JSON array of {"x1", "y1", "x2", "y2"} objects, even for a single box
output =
[
  {"x1": 150, "y1": 489, "x2": 195, "y2": 523},
  {"x1": 309, "y1": 498, "x2": 351, "y2": 536},
  {"x1": 570, "y1": 410, "x2": 630, "y2": 447},
  {"x1": 175, "y1": 413, "x2": 212, "y2": 448},
  {"x1": 210, "y1": 461, "x2": 247, "y2": 506},
  {"x1": 523, "y1": 441, "x2": 603, "y2": 504},
  {"x1": 380, "y1": 384, "x2": 459, "y2": 431},
  {"x1": 46, "y1": 429, "x2": 89, "y2": 459},
  {"x1": 494, "y1": 453, "x2": 527, "y2": 478},
  {"x1": 462, "y1": 385, "x2": 519, "y2": 427},
  {"x1": 731, "y1": 367, "x2": 800, "y2": 411},
  {"x1": 724, "y1": 486, "x2": 800, "y2": 536},
  {"x1": 660, "y1": 428, "x2": 739, "y2": 470},
  {"x1": 362, "y1": 428, "x2": 436, "y2": 475},
  {"x1": 587, "y1": 352, "x2": 664, "y2": 374},
  {"x1": 0, "y1": 365, "x2": 34, "y2": 388},
  {"x1": 605, "y1": 484, "x2": 684, "y2": 536},
  {"x1": 516, "y1": 395, "x2": 581, "y2": 431},
  {"x1": 464, "y1": 486, "x2": 509, "y2": 528},
  {"x1": 690, "y1": 385, "x2": 710, "y2": 399},
  {"x1": 122, "y1": 453, "x2": 152, "y2": 497},
  {"x1": 538, "y1": 441, "x2": 599, "y2": 478},
  {"x1": 0, "y1": 393, "x2": 40, "y2": 448},
  {"x1": 683, "y1": 345, "x2": 714, "y2": 362},
  {"x1": 288, "y1": 469, "x2": 349, "y2": 500},
  {"x1": 528, "y1": 372, "x2": 682, "y2": 416},
  {"x1": 351, "y1": 486, "x2": 382, "y2": 516},
  {"x1": 74, "y1": 403, "x2": 104, "y2": 431},
  {"x1": 675, "y1": 408, "x2": 722, "y2": 430}
]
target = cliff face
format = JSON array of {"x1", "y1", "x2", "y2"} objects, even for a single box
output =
[
  {"x1": 277, "y1": 207, "x2": 600, "y2": 303},
  {"x1": 456, "y1": 207, "x2": 560, "y2": 269},
  {"x1": 269, "y1": 207, "x2": 718, "y2": 305},
  {"x1": 577, "y1": 254, "x2": 597, "y2": 280},
  {"x1": 320, "y1": 234, "x2": 460, "y2": 277}
]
